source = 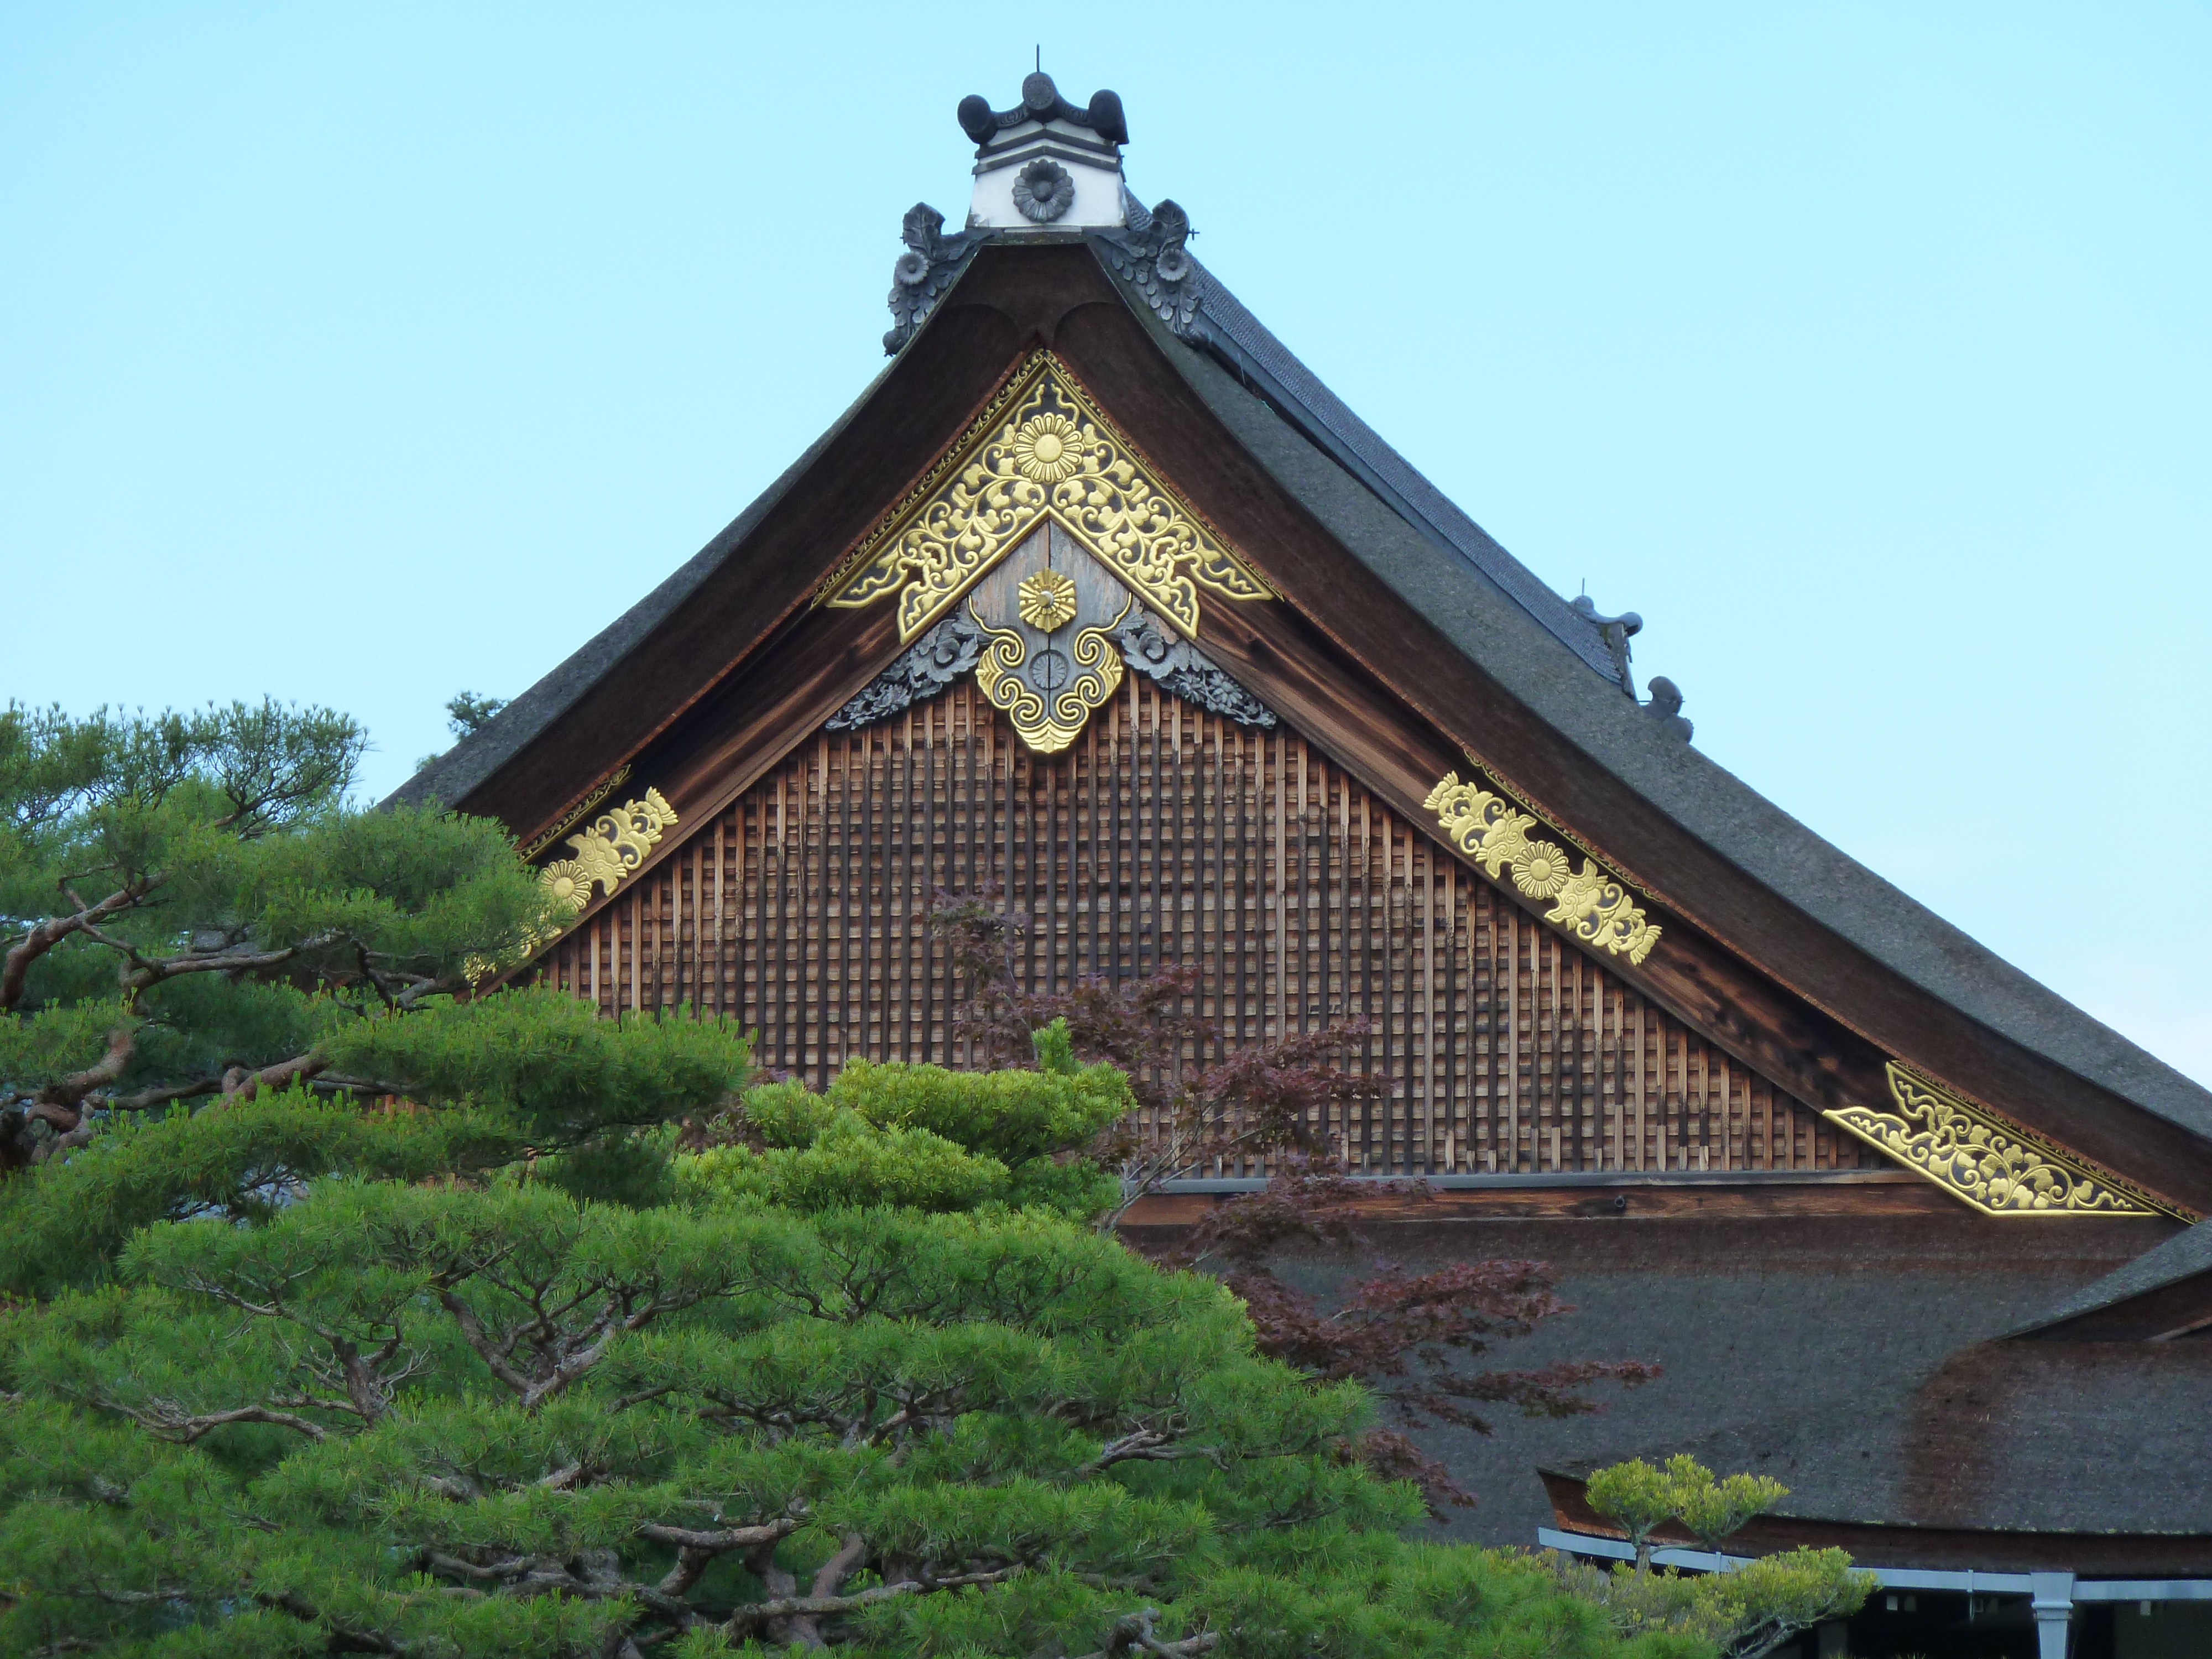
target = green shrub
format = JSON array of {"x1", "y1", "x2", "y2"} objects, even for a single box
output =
[
  {"x1": 696, "y1": 1046, "x2": 1131, "y2": 1222},
  {"x1": 679, "y1": 1112, "x2": 1012, "y2": 1213},
  {"x1": 824, "y1": 1056, "x2": 1132, "y2": 1164},
  {"x1": 739, "y1": 1075, "x2": 838, "y2": 1147}
]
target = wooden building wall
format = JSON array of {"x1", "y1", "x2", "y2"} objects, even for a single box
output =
[{"x1": 536, "y1": 677, "x2": 1874, "y2": 1177}]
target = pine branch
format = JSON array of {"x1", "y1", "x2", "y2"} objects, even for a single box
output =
[
  {"x1": 1081, "y1": 1607, "x2": 1220, "y2": 1659},
  {"x1": 219, "y1": 1051, "x2": 330, "y2": 1103},
  {"x1": 29, "y1": 1024, "x2": 138, "y2": 1129},
  {"x1": 93, "y1": 1397, "x2": 330, "y2": 1444},
  {"x1": 0, "y1": 883, "x2": 149, "y2": 1012},
  {"x1": 1080, "y1": 1427, "x2": 1225, "y2": 1475},
  {"x1": 721, "y1": 1563, "x2": 1026, "y2": 1637}
]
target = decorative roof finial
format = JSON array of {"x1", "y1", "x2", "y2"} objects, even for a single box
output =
[{"x1": 957, "y1": 71, "x2": 1128, "y2": 232}]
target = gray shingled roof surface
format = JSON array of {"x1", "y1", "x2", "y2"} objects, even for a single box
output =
[
  {"x1": 1253, "y1": 1217, "x2": 2204, "y2": 1550},
  {"x1": 1180, "y1": 264, "x2": 1630, "y2": 686},
  {"x1": 2011, "y1": 1220, "x2": 2212, "y2": 1334}
]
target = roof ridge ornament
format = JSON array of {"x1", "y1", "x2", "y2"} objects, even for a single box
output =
[
  {"x1": 1568, "y1": 593, "x2": 1642, "y2": 686},
  {"x1": 958, "y1": 72, "x2": 1128, "y2": 148},
  {"x1": 959, "y1": 71, "x2": 1130, "y2": 235},
  {"x1": 884, "y1": 204, "x2": 985, "y2": 356},
  {"x1": 1096, "y1": 197, "x2": 1201, "y2": 340},
  {"x1": 1642, "y1": 675, "x2": 1693, "y2": 743}
]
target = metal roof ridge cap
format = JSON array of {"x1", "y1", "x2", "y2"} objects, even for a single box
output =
[{"x1": 1541, "y1": 1527, "x2": 2212, "y2": 1590}]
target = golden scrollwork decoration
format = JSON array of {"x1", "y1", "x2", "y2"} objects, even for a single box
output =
[
  {"x1": 1823, "y1": 1064, "x2": 2178, "y2": 1218},
  {"x1": 1423, "y1": 771, "x2": 1661, "y2": 965},
  {"x1": 822, "y1": 353, "x2": 1270, "y2": 643},
  {"x1": 970, "y1": 595, "x2": 1128, "y2": 754},
  {"x1": 537, "y1": 788, "x2": 679, "y2": 914}
]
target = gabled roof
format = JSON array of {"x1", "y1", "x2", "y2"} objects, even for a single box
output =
[
  {"x1": 392, "y1": 208, "x2": 2212, "y2": 1212},
  {"x1": 2012, "y1": 1221, "x2": 2212, "y2": 1338}
]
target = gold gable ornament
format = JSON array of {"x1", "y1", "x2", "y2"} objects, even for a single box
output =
[
  {"x1": 970, "y1": 591, "x2": 1130, "y2": 754},
  {"x1": 1423, "y1": 771, "x2": 1661, "y2": 966},
  {"x1": 466, "y1": 785, "x2": 680, "y2": 988},
  {"x1": 1824, "y1": 1064, "x2": 2182, "y2": 1218},
  {"x1": 821, "y1": 353, "x2": 1270, "y2": 643},
  {"x1": 538, "y1": 788, "x2": 679, "y2": 914}
]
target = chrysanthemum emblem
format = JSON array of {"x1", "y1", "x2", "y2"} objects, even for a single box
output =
[
  {"x1": 1016, "y1": 568, "x2": 1080, "y2": 633},
  {"x1": 540, "y1": 859, "x2": 596, "y2": 912},
  {"x1": 1509, "y1": 842, "x2": 1573, "y2": 899},
  {"x1": 1010, "y1": 414, "x2": 1084, "y2": 484}
]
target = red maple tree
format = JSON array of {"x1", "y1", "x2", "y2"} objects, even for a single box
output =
[{"x1": 926, "y1": 889, "x2": 1659, "y2": 1514}]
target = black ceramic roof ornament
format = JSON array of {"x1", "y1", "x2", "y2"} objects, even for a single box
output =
[{"x1": 958, "y1": 72, "x2": 1128, "y2": 148}]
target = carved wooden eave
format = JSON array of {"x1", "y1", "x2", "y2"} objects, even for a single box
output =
[{"x1": 400, "y1": 236, "x2": 2212, "y2": 1222}]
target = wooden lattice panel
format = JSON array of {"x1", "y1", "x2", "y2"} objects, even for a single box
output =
[{"x1": 535, "y1": 677, "x2": 1872, "y2": 1176}]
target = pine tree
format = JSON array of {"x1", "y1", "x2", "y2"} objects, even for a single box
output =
[
  {"x1": 0, "y1": 699, "x2": 569, "y2": 1166},
  {"x1": 0, "y1": 1060, "x2": 1699, "y2": 1658}
]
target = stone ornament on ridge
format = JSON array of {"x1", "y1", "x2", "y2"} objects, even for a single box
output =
[{"x1": 1010, "y1": 158, "x2": 1076, "y2": 223}]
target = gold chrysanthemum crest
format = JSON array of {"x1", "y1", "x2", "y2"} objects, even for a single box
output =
[
  {"x1": 1422, "y1": 770, "x2": 1660, "y2": 966},
  {"x1": 1011, "y1": 414, "x2": 1083, "y2": 484},
  {"x1": 1821, "y1": 1064, "x2": 2183, "y2": 1218},
  {"x1": 1016, "y1": 568, "x2": 1079, "y2": 632},
  {"x1": 821, "y1": 354, "x2": 1271, "y2": 642}
]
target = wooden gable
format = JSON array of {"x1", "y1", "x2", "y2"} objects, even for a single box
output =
[
  {"x1": 533, "y1": 669, "x2": 1878, "y2": 1181},
  {"x1": 443, "y1": 241, "x2": 2209, "y2": 1223}
]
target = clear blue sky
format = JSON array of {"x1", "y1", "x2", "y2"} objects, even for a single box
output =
[{"x1": 6, "y1": 6, "x2": 2208, "y2": 1081}]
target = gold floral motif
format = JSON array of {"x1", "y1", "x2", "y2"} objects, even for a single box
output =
[
  {"x1": 538, "y1": 862, "x2": 597, "y2": 911},
  {"x1": 1011, "y1": 414, "x2": 1083, "y2": 484},
  {"x1": 970, "y1": 596, "x2": 1128, "y2": 754},
  {"x1": 822, "y1": 354, "x2": 1271, "y2": 642},
  {"x1": 1823, "y1": 1065, "x2": 2178, "y2": 1218},
  {"x1": 536, "y1": 787, "x2": 679, "y2": 913},
  {"x1": 1423, "y1": 771, "x2": 1661, "y2": 965},
  {"x1": 1510, "y1": 842, "x2": 1573, "y2": 899},
  {"x1": 463, "y1": 784, "x2": 681, "y2": 985},
  {"x1": 1016, "y1": 568, "x2": 1080, "y2": 632}
]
